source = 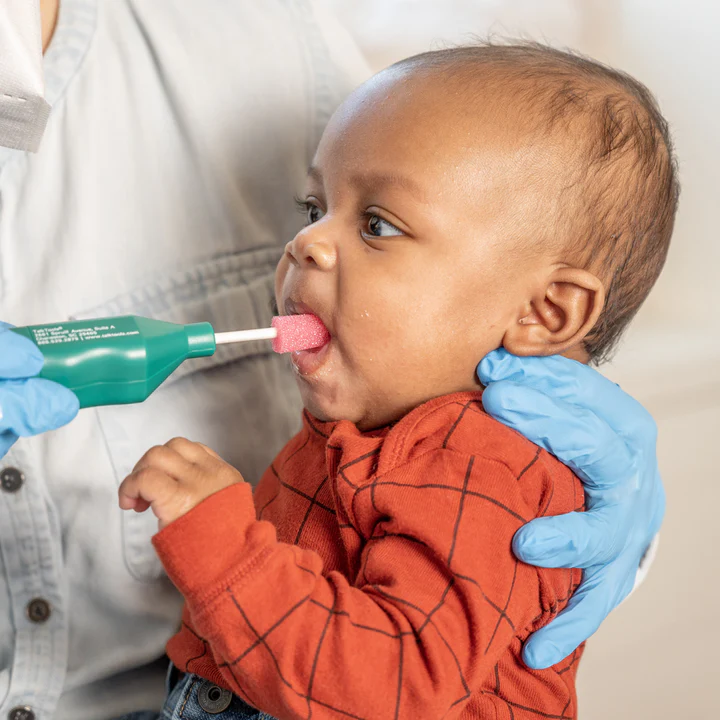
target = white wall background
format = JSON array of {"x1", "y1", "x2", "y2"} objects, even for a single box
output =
[{"x1": 326, "y1": 1, "x2": 719, "y2": 717}]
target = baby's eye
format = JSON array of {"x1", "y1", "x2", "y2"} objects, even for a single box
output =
[
  {"x1": 364, "y1": 214, "x2": 404, "y2": 239},
  {"x1": 307, "y1": 204, "x2": 325, "y2": 225},
  {"x1": 295, "y1": 197, "x2": 326, "y2": 225}
]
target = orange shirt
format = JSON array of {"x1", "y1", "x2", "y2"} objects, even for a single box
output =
[{"x1": 154, "y1": 391, "x2": 584, "y2": 719}]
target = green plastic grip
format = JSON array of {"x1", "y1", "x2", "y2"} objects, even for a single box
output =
[{"x1": 11, "y1": 316, "x2": 216, "y2": 408}]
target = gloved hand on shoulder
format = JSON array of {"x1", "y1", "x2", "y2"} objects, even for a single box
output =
[{"x1": 478, "y1": 349, "x2": 664, "y2": 669}]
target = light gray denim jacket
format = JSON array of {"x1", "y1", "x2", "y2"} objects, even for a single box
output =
[{"x1": 0, "y1": 1, "x2": 369, "y2": 717}]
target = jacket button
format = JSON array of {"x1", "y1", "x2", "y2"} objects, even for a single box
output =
[
  {"x1": 0, "y1": 467, "x2": 24, "y2": 493},
  {"x1": 8, "y1": 707, "x2": 35, "y2": 720},
  {"x1": 197, "y1": 681, "x2": 233, "y2": 714},
  {"x1": 26, "y1": 598, "x2": 52, "y2": 624}
]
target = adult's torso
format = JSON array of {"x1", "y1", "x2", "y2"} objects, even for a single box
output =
[{"x1": 0, "y1": 1, "x2": 368, "y2": 718}]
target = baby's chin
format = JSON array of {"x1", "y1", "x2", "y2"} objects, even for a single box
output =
[
  {"x1": 298, "y1": 385, "x2": 362, "y2": 426},
  {"x1": 298, "y1": 384, "x2": 410, "y2": 432}
]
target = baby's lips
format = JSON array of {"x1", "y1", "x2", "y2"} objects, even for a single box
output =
[{"x1": 271, "y1": 314, "x2": 331, "y2": 353}]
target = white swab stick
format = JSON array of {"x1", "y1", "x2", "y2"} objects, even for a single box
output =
[
  {"x1": 213, "y1": 315, "x2": 330, "y2": 354},
  {"x1": 214, "y1": 328, "x2": 278, "y2": 345}
]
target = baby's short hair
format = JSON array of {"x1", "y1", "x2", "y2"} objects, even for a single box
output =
[{"x1": 393, "y1": 42, "x2": 680, "y2": 363}]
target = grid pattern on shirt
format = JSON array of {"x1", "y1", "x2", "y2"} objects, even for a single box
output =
[{"x1": 168, "y1": 394, "x2": 584, "y2": 719}]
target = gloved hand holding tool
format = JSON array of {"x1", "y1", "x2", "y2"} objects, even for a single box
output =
[{"x1": 0, "y1": 321, "x2": 79, "y2": 459}]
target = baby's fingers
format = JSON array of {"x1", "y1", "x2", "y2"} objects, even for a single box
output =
[
  {"x1": 165, "y1": 437, "x2": 215, "y2": 463},
  {"x1": 194, "y1": 442, "x2": 222, "y2": 461},
  {"x1": 118, "y1": 467, "x2": 179, "y2": 527},
  {"x1": 118, "y1": 494, "x2": 151, "y2": 513},
  {"x1": 119, "y1": 467, "x2": 172, "y2": 506},
  {"x1": 133, "y1": 443, "x2": 194, "y2": 479}
]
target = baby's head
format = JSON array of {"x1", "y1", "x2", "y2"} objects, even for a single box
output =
[{"x1": 275, "y1": 42, "x2": 679, "y2": 430}]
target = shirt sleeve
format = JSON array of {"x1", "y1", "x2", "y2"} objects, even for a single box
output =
[{"x1": 153, "y1": 448, "x2": 550, "y2": 720}]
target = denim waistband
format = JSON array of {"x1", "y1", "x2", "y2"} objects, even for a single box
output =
[{"x1": 161, "y1": 671, "x2": 277, "y2": 720}]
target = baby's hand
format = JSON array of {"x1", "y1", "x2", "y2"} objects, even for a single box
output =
[{"x1": 118, "y1": 437, "x2": 245, "y2": 529}]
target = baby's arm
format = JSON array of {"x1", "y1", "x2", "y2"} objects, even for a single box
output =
[{"x1": 128, "y1": 440, "x2": 556, "y2": 719}]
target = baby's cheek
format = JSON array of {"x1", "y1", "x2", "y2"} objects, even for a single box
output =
[
  {"x1": 339, "y1": 308, "x2": 406, "y2": 390},
  {"x1": 373, "y1": 318, "x2": 438, "y2": 378},
  {"x1": 339, "y1": 274, "x2": 444, "y2": 377},
  {"x1": 345, "y1": 312, "x2": 394, "y2": 369}
]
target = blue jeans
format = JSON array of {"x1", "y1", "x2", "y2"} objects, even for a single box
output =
[{"x1": 115, "y1": 668, "x2": 278, "y2": 720}]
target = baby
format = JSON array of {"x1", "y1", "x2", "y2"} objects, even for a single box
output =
[{"x1": 118, "y1": 43, "x2": 678, "y2": 719}]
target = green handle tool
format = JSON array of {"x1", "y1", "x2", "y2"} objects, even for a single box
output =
[{"x1": 11, "y1": 315, "x2": 278, "y2": 409}]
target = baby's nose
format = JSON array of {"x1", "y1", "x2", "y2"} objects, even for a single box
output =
[{"x1": 285, "y1": 231, "x2": 336, "y2": 271}]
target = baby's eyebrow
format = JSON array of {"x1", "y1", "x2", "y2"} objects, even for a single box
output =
[
  {"x1": 350, "y1": 172, "x2": 425, "y2": 201},
  {"x1": 307, "y1": 165, "x2": 323, "y2": 185},
  {"x1": 306, "y1": 165, "x2": 426, "y2": 202}
]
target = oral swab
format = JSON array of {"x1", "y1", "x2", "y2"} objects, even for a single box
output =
[{"x1": 11, "y1": 314, "x2": 330, "y2": 409}]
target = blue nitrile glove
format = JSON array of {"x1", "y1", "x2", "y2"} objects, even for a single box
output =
[
  {"x1": 477, "y1": 349, "x2": 664, "y2": 670},
  {"x1": 0, "y1": 322, "x2": 79, "y2": 459}
]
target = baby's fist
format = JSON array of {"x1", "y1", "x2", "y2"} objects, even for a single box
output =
[{"x1": 118, "y1": 437, "x2": 245, "y2": 529}]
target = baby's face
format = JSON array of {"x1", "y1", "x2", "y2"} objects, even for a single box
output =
[{"x1": 275, "y1": 69, "x2": 560, "y2": 429}]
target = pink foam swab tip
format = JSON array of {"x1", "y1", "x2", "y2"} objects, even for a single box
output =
[{"x1": 271, "y1": 314, "x2": 330, "y2": 354}]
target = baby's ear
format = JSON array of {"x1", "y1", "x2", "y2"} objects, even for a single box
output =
[{"x1": 503, "y1": 267, "x2": 605, "y2": 359}]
